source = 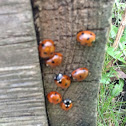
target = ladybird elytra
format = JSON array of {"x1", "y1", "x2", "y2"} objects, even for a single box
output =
[
  {"x1": 47, "y1": 91, "x2": 62, "y2": 104},
  {"x1": 54, "y1": 74, "x2": 71, "y2": 89},
  {"x1": 76, "y1": 31, "x2": 96, "y2": 46},
  {"x1": 46, "y1": 53, "x2": 63, "y2": 67},
  {"x1": 71, "y1": 67, "x2": 89, "y2": 81},
  {"x1": 38, "y1": 39, "x2": 55, "y2": 58}
]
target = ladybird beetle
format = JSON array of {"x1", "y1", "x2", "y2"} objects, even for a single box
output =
[
  {"x1": 71, "y1": 68, "x2": 89, "y2": 81},
  {"x1": 46, "y1": 53, "x2": 63, "y2": 67},
  {"x1": 47, "y1": 91, "x2": 62, "y2": 104},
  {"x1": 60, "y1": 99, "x2": 73, "y2": 111},
  {"x1": 54, "y1": 74, "x2": 71, "y2": 89},
  {"x1": 38, "y1": 40, "x2": 55, "y2": 58},
  {"x1": 76, "y1": 31, "x2": 95, "y2": 46}
]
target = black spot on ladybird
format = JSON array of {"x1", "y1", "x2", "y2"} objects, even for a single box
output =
[
  {"x1": 90, "y1": 33, "x2": 92, "y2": 35},
  {"x1": 44, "y1": 52, "x2": 47, "y2": 54},
  {"x1": 65, "y1": 83, "x2": 67, "y2": 86},
  {"x1": 66, "y1": 105, "x2": 69, "y2": 108},
  {"x1": 52, "y1": 61, "x2": 55, "y2": 63},
  {"x1": 81, "y1": 33, "x2": 84, "y2": 35},
  {"x1": 65, "y1": 101, "x2": 70, "y2": 108},
  {"x1": 57, "y1": 99, "x2": 59, "y2": 102},
  {"x1": 80, "y1": 75, "x2": 82, "y2": 78},
  {"x1": 59, "y1": 81, "x2": 62, "y2": 84},
  {"x1": 87, "y1": 38, "x2": 90, "y2": 40},
  {"x1": 42, "y1": 44, "x2": 44, "y2": 47},
  {"x1": 50, "y1": 52, "x2": 53, "y2": 55},
  {"x1": 55, "y1": 93, "x2": 57, "y2": 95}
]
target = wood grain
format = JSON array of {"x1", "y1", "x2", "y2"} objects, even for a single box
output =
[
  {"x1": 33, "y1": 0, "x2": 114, "y2": 125},
  {"x1": 0, "y1": 0, "x2": 48, "y2": 125}
]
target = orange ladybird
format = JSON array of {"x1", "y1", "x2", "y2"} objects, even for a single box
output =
[
  {"x1": 77, "y1": 31, "x2": 95, "y2": 46},
  {"x1": 46, "y1": 53, "x2": 63, "y2": 67},
  {"x1": 60, "y1": 99, "x2": 73, "y2": 111},
  {"x1": 38, "y1": 40, "x2": 55, "y2": 58},
  {"x1": 47, "y1": 91, "x2": 62, "y2": 104},
  {"x1": 54, "y1": 74, "x2": 71, "y2": 89},
  {"x1": 71, "y1": 68, "x2": 89, "y2": 81}
]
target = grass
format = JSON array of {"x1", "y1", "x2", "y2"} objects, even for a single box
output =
[{"x1": 97, "y1": 0, "x2": 126, "y2": 125}]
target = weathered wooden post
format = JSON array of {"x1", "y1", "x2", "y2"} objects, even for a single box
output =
[
  {"x1": 0, "y1": 0, "x2": 114, "y2": 125},
  {"x1": 0, "y1": 0, "x2": 48, "y2": 125},
  {"x1": 33, "y1": 0, "x2": 114, "y2": 125}
]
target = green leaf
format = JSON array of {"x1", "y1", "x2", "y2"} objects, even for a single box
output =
[
  {"x1": 120, "y1": 35, "x2": 126, "y2": 42},
  {"x1": 100, "y1": 70, "x2": 116, "y2": 84},
  {"x1": 119, "y1": 79, "x2": 124, "y2": 88},
  {"x1": 123, "y1": 116, "x2": 126, "y2": 124},
  {"x1": 109, "y1": 25, "x2": 118, "y2": 39},
  {"x1": 112, "y1": 79, "x2": 124, "y2": 97},
  {"x1": 107, "y1": 47, "x2": 126, "y2": 64},
  {"x1": 100, "y1": 74, "x2": 111, "y2": 84},
  {"x1": 112, "y1": 84, "x2": 123, "y2": 97},
  {"x1": 107, "y1": 47, "x2": 115, "y2": 57}
]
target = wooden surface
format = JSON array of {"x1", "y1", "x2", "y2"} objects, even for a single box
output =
[
  {"x1": 0, "y1": 0, "x2": 48, "y2": 125},
  {"x1": 33, "y1": 0, "x2": 114, "y2": 126}
]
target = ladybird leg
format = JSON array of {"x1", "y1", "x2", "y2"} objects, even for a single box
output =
[
  {"x1": 92, "y1": 40, "x2": 95, "y2": 45},
  {"x1": 80, "y1": 42, "x2": 86, "y2": 46},
  {"x1": 54, "y1": 75, "x2": 57, "y2": 80},
  {"x1": 62, "y1": 88, "x2": 65, "y2": 91},
  {"x1": 56, "y1": 87, "x2": 58, "y2": 90},
  {"x1": 72, "y1": 78, "x2": 77, "y2": 81},
  {"x1": 84, "y1": 43, "x2": 88, "y2": 46},
  {"x1": 88, "y1": 43, "x2": 92, "y2": 46},
  {"x1": 88, "y1": 72, "x2": 91, "y2": 76},
  {"x1": 69, "y1": 74, "x2": 72, "y2": 78}
]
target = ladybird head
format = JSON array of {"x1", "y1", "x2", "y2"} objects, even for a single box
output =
[
  {"x1": 54, "y1": 73, "x2": 63, "y2": 81},
  {"x1": 63, "y1": 99, "x2": 72, "y2": 108}
]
